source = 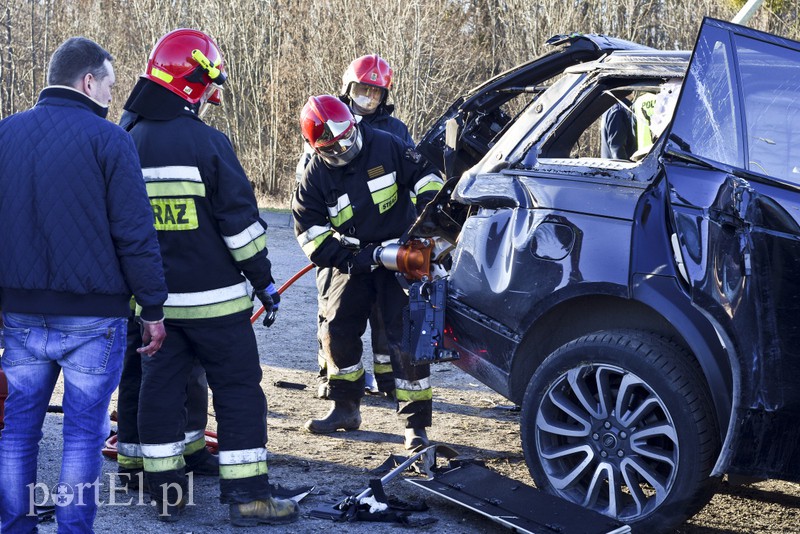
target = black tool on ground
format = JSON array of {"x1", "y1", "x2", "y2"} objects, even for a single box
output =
[
  {"x1": 492, "y1": 403, "x2": 521, "y2": 412},
  {"x1": 35, "y1": 505, "x2": 55, "y2": 523},
  {"x1": 403, "y1": 279, "x2": 458, "y2": 364},
  {"x1": 407, "y1": 460, "x2": 631, "y2": 534},
  {"x1": 309, "y1": 444, "x2": 457, "y2": 524},
  {"x1": 273, "y1": 380, "x2": 307, "y2": 390}
]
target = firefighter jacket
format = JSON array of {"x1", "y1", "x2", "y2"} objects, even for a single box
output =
[
  {"x1": 125, "y1": 84, "x2": 273, "y2": 321},
  {"x1": 0, "y1": 86, "x2": 167, "y2": 321},
  {"x1": 293, "y1": 123, "x2": 443, "y2": 269}
]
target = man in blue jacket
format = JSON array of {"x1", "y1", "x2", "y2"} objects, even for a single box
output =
[
  {"x1": 600, "y1": 99, "x2": 636, "y2": 160},
  {"x1": 0, "y1": 37, "x2": 167, "y2": 533}
]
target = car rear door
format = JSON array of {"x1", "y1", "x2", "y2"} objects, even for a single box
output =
[{"x1": 662, "y1": 17, "x2": 800, "y2": 481}]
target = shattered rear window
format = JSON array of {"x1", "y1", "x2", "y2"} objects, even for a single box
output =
[
  {"x1": 669, "y1": 28, "x2": 741, "y2": 169},
  {"x1": 736, "y1": 35, "x2": 800, "y2": 184},
  {"x1": 670, "y1": 25, "x2": 800, "y2": 185}
]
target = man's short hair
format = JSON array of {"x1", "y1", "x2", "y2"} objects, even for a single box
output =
[{"x1": 47, "y1": 37, "x2": 114, "y2": 87}]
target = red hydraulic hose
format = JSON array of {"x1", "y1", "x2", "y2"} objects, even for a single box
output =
[{"x1": 250, "y1": 263, "x2": 315, "y2": 324}]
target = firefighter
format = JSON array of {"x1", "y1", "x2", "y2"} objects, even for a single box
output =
[
  {"x1": 123, "y1": 29, "x2": 298, "y2": 525},
  {"x1": 296, "y1": 55, "x2": 414, "y2": 400},
  {"x1": 340, "y1": 54, "x2": 413, "y2": 142},
  {"x1": 293, "y1": 95, "x2": 443, "y2": 450},
  {"x1": 116, "y1": 88, "x2": 219, "y2": 485}
]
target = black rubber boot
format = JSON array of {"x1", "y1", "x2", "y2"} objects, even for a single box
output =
[
  {"x1": 116, "y1": 468, "x2": 148, "y2": 492},
  {"x1": 304, "y1": 399, "x2": 361, "y2": 433},
  {"x1": 404, "y1": 427, "x2": 429, "y2": 451},
  {"x1": 153, "y1": 491, "x2": 187, "y2": 522},
  {"x1": 147, "y1": 469, "x2": 188, "y2": 522}
]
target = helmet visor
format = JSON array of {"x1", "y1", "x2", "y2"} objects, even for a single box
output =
[
  {"x1": 349, "y1": 83, "x2": 385, "y2": 115},
  {"x1": 201, "y1": 82, "x2": 224, "y2": 104},
  {"x1": 317, "y1": 125, "x2": 362, "y2": 167},
  {"x1": 198, "y1": 87, "x2": 222, "y2": 118}
]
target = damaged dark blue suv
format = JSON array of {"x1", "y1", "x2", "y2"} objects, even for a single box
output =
[{"x1": 401, "y1": 18, "x2": 800, "y2": 533}]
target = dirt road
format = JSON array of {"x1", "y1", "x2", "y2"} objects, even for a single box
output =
[{"x1": 30, "y1": 211, "x2": 799, "y2": 533}]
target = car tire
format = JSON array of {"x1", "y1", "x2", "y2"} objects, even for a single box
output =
[{"x1": 520, "y1": 329, "x2": 720, "y2": 533}]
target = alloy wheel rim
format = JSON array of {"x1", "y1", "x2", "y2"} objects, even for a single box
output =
[{"x1": 535, "y1": 363, "x2": 679, "y2": 522}]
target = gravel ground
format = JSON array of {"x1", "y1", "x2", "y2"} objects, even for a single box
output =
[{"x1": 19, "y1": 211, "x2": 800, "y2": 534}]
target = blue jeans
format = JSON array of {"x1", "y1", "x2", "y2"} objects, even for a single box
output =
[{"x1": 0, "y1": 313, "x2": 126, "y2": 533}]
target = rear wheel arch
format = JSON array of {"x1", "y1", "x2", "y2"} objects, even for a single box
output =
[{"x1": 510, "y1": 296, "x2": 681, "y2": 403}]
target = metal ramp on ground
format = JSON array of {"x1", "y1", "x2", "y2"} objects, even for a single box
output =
[{"x1": 407, "y1": 461, "x2": 630, "y2": 534}]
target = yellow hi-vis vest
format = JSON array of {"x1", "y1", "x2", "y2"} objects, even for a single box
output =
[{"x1": 634, "y1": 93, "x2": 658, "y2": 153}]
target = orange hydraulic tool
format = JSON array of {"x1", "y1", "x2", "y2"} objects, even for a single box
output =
[
  {"x1": 376, "y1": 238, "x2": 434, "y2": 282},
  {"x1": 249, "y1": 239, "x2": 433, "y2": 325}
]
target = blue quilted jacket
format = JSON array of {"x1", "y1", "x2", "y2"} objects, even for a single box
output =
[{"x1": 0, "y1": 87, "x2": 167, "y2": 321}]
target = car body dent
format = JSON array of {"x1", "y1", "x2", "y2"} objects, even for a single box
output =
[
  {"x1": 449, "y1": 178, "x2": 638, "y2": 334},
  {"x1": 667, "y1": 164, "x2": 800, "y2": 478}
]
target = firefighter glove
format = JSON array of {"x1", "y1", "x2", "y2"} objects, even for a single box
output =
[
  {"x1": 255, "y1": 283, "x2": 280, "y2": 327},
  {"x1": 338, "y1": 243, "x2": 379, "y2": 275}
]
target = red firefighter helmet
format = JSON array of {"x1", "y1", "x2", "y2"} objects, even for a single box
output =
[
  {"x1": 144, "y1": 29, "x2": 227, "y2": 105},
  {"x1": 341, "y1": 55, "x2": 393, "y2": 115},
  {"x1": 341, "y1": 54, "x2": 393, "y2": 93},
  {"x1": 300, "y1": 95, "x2": 362, "y2": 167}
]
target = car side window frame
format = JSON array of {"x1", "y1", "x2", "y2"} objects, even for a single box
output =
[{"x1": 518, "y1": 76, "x2": 679, "y2": 180}]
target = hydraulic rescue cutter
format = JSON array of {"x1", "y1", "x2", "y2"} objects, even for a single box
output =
[{"x1": 376, "y1": 239, "x2": 457, "y2": 366}]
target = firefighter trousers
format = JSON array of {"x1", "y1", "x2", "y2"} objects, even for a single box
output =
[
  {"x1": 138, "y1": 314, "x2": 270, "y2": 504},
  {"x1": 316, "y1": 266, "x2": 394, "y2": 393},
  {"x1": 116, "y1": 317, "x2": 210, "y2": 473},
  {"x1": 321, "y1": 267, "x2": 432, "y2": 428}
]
